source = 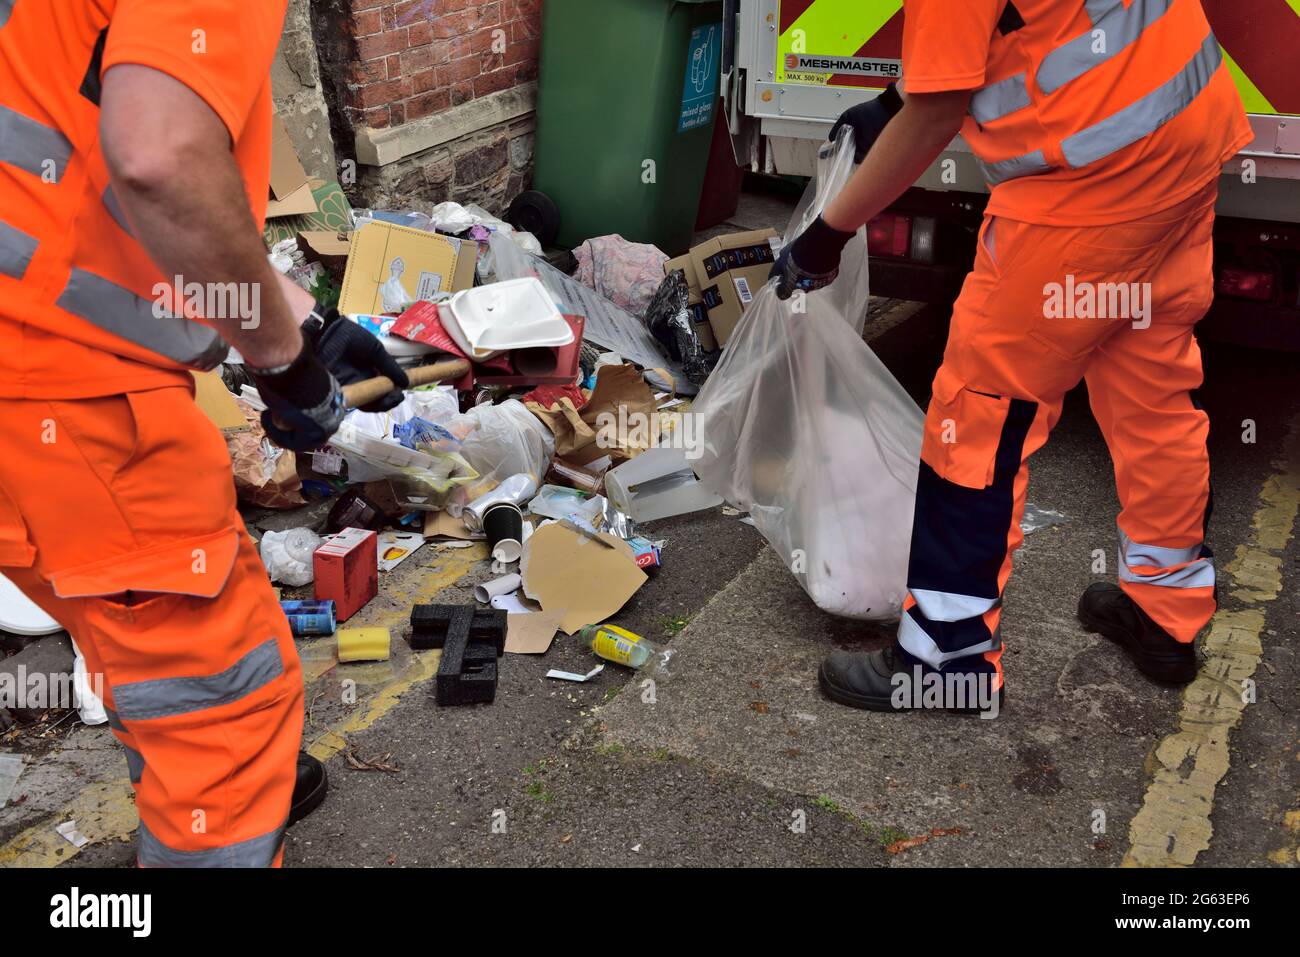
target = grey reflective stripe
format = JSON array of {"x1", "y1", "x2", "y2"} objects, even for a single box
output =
[
  {"x1": 1085, "y1": 0, "x2": 1126, "y2": 21},
  {"x1": 1119, "y1": 529, "x2": 1202, "y2": 570},
  {"x1": 56, "y1": 268, "x2": 229, "y2": 370},
  {"x1": 1119, "y1": 556, "x2": 1215, "y2": 589},
  {"x1": 102, "y1": 187, "x2": 133, "y2": 235},
  {"x1": 1039, "y1": 0, "x2": 1173, "y2": 95},
  {"x1": 0, "y1": 104, "x2": 72, "y2": 182},
  {"x1": 910, "y1": 588, "x2": 999, "y2": 623},
  {"x1": 898, "y1": 614, "x2": 1001, "y2": 669},
  {"x1": 978, "y1": 148, "x2": 1050, "y2": 186},
  {"x1": 1062, "y1": 33, "x2": 1220, "y2": 169},
  {"x1": 0, "y1": 219, "x2": 37, "y2": 279},
  {"x1": 137, "y1": 819, "x2": 285, "y2": 868},
  {"x1": 112, "y1": 639, "x2": 283, "y2": 721},
  {"x1": 970, "y1": 73, "x2": 1031, "y2": 125},
  {"x1": 104, "y1": 706, "x2": 127, "y2": 732},
  {"x1": 123, "y1": 744, "x2": 145, "y2": 784},
  {"x1": 0, "y1": 0, "x2": 14, "y2": 29}
]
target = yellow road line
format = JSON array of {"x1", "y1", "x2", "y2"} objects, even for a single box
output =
[
  {"x1": 0, "y1": 779, "x2": 137, "y2": 868},
  {"x1": 1123, "y1": 420, "x2": 1300, "y2": 867},
  {"x1": 0, "y1": 544, "x2": 485, "y2": 868},
  {"x1": 306, "y1": 543, "x2": 485, "y2": 761},
  {"x1": 1267, "y1": 804, "x2": 1300, "y2": 864}
]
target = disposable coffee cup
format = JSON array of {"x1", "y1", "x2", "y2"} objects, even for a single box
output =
[{"x1": 482, "y1": 502, "x2": 524, "y2": 564}]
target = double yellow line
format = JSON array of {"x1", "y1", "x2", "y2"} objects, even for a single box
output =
[{"x1": 1123, "y1": 416, "x2": 1300, "y2": 866}]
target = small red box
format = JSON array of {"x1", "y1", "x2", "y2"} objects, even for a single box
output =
[{"x1": 313, "y1": 528, "x2": 378, "y2": 622}]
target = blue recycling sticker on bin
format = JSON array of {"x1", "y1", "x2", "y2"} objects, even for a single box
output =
[{"x1": 678, "y1": 23, "x2": 722, "y2": 133}]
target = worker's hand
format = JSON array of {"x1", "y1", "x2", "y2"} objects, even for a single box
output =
[
  {"x1": 250, "y1": 333, "x2": 347, "y2": 451},
  {"x1": 310, "y1": 308, "x2": 411, "y2": 413},
  {"x1": 769, "y1": 215, "x2": 856, "y2": 301},
  {"x1": 829, "y1": 83, "x2": 903, "y2": 163}
]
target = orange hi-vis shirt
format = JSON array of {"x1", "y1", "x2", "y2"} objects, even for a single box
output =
[
  {"x1": 902, "y1": 0, "x2": 1253, "y2": 226},
  {"x1": 0, "y1": 0, "x2": 288, "y2": 399}
]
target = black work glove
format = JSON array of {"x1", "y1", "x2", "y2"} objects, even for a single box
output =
[
  {"x1": 309, "y1": 307, "x2": 410, "y2": 413},
  {"x1": 829, "y1": 82, "x2": 903, "y2": 163},
  {"x1": 250, "y1": 334, "x2": 346, "y2": 452},
  {"x1": 769, "y1": 215, "x2": 856, "y2": 301}
]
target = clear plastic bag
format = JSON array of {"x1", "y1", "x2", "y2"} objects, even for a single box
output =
[
  {"x1": 692, "y1": 129, "x2": 923, "y2": 620},
  {"x1": 448, "y1": 399, "x2": 556, "y2": 506}
]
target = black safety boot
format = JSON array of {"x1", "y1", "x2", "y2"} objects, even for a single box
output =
[
  {"x1": 288, "y1": 752, "x2": 328, "y2": 827},
  {"x1": 1077, "y1": 582, "x2": 1197, "y2": 685},
  {"x1": 819, "y1": 644, "x2": 1002, "y2": 716}
]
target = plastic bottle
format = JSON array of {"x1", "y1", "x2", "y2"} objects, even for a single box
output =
[{"x1": 577, "y1": 624, "x2": 673, "y2": 675}]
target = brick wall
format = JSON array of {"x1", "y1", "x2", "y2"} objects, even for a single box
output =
[
  {"x1": 345, "y1": 0, "x2": 540, "y2": 130},
  {"x1": 311, "y1": 0, "x2": 542, "y2": 215}
]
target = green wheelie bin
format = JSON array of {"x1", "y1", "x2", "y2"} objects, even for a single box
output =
[{"x1": 508, "y1": 0, "x2": 725, "y2": 255}]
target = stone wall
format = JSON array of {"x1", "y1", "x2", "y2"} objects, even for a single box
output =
[{"x1": 271, "y1": 0, "x2": 339, "y2": 182}]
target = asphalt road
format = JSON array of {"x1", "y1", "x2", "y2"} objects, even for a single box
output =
[{"x1": 1, "y1": 207, "x2": 1297, "y2": 869}]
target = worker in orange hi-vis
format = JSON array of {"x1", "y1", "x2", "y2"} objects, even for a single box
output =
[
  {"x1": 0, "y1": 2, "x2": 411, "y2": 864},
  {"x1": 772, "y1": 0, "x2": 1253, "y2": 715}
]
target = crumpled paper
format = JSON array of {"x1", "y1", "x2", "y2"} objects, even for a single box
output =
[
  {"x1": 525, "y1": 363, "x2": 656, "y2": 466},
  {"x1": 226, "y1": 398, "x2": 305, "y2": 509}
]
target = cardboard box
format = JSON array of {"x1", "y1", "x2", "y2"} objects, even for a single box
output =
[
  {"x1": 685, "y1": 228, "x2": 779, "y2": 347},
  {"x1": 338, "y1": 221, "x2": 478, "y2": 316},
  {"x1": 296, "y1": 230, "x2": 352, "y2": 273},
  {"x1": 267, "y1": 116, "x2": 318, "y2": 219},
  {"x1": 313, "y1": 528, "x2": 378, "y2": 622},
  {"x1": 662, "y1": 253, "x2": 718, "y2": 353}
]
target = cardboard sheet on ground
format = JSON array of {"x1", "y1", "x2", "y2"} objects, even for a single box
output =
[
  {"x1": 505, "y1": 609, "x2": 563, "y2": 654},
  {"x1": 520, "y1": 523, "x2": 647, "y2": 634}
]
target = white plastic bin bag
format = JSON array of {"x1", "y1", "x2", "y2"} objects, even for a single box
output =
[{"x1": 692, "y1": 129, "x2": 924, "y2": 620}]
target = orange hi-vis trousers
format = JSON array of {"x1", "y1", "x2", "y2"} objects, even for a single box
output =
[
  {"x1": 898, "y1": 180, "x2": 1220, "y2": 685},
  {"x1": 0, "y1": 384, "x2": 303, "y2": 866}
]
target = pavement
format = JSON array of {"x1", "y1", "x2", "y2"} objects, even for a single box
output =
[{"x1": 1, "y1": 195, "x2": 1298, "y2": 869}]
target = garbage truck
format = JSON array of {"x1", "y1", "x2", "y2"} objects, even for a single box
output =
[{"x1": 721, "y1": 0, "x2": 1300, "y2": 348}]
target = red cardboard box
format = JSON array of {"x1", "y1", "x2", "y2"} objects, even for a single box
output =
[{"x1": 313, "y1": 528, "x2": 378, "y2": 622}]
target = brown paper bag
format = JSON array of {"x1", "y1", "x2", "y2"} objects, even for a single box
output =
[{"x1": 526, "y1": 363, "x2": 657, "y2": 466}]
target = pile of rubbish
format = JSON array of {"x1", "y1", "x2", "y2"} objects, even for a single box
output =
[{"x1": 213, "y1": 126, "x2": 748, "y2": 703}]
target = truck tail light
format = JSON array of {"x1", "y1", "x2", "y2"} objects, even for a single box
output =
[
  {"x1": 865, "y1": 213, "x2": 937, "y2": 264},
  {"x1": 866, "y1": 213, "x2": 910, "y2": 258},
  {"x1": 1217, "y1": 267, "x2": 1275, "y2": 301}
]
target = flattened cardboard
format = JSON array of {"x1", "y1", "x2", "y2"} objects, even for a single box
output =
[
  {"x1": 192, "y1": 371, "x2": 248, "y2": 431},
  {"x1": 504, "y1": 609, "x2": 563, "y2": 655},
  {"x1": 267, "y1": 116, "x2": 318, "y2": 219},
  {"x1": 339, "y1": 221, "x2": 478, "y2": 316},
  {"x1": 520, "y1": 523, "x2": 647, "y2": 635},
  {"x1": 263, "y1": 179, "x2": 352, "y2": 247},
  {"x1": 423, "y1": 510, "x2": 484, "y2": 540},
  {"x1": 687, "y1": 227, "x2": 778, "y2": 347}
]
